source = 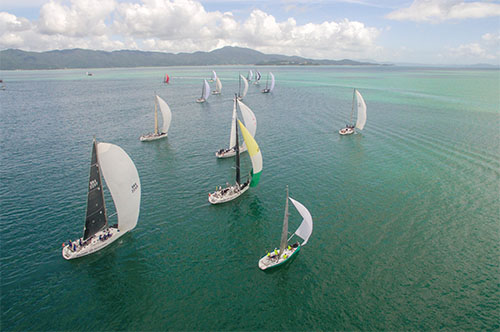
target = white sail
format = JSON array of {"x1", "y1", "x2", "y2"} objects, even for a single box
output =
[
  {"x1": 355, "y1": 89, "x2": 367, "y2": 130},
  {"x1": 212, "y1": 70, "x2": 217, "y2": 81},
  {"x1": 239, "y1": 75, "x2": 249, "y2": 98},
  {"x1": 97, "y1": 143, "x2": 141, "y2": 233},
  {"x1": 279, "y1": 189, "x2": 289, "y2": 259},
  {"x1": 289, "y1": 197, "x2": 313, "y2": 246},
  {"x1": 237, "y1": 100, "x2": 256, "y2": 137},
  {"x1": 202, "y1": 80, "x2": 210, "y2": 101},
  {"x1": 269, "y1": 72, "x2": 275, "y2": 92},
  {"x1": 215, "y1": 77, "x2": 222, "y2": 93},
  {"x1": 229, "y1": 99, "x2": 237, "y2": 149},
  {"x1": 156, "y1": 95, "x2": 172, "y2": 134}
]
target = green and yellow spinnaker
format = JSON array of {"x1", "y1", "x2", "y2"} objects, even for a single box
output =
[{"x1": 238, "y1": 120, "x2": 262, "y2": 187}]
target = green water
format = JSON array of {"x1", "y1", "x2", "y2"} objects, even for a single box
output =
[{"x1": 1, "y1": 66, "x2": 499, "y2": 330}]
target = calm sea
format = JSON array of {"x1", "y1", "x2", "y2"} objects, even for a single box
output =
[{"x1": 1, "y1": 66, "x2": 499, "y2": 331}]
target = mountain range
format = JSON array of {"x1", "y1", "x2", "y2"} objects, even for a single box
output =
[{"x1": 0, "y1": 46, "x2": 379, "y2": 70}]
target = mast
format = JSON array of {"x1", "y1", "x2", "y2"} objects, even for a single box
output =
[
  {"x1": 83, "y1": 138, "x2": 108, "y2": 240},
  {"x1": 154, "y1": 96, "x2": 158, "y2": 135},
  {"x1": 238, "y1": 74, "x2": 241, "y2": 97},
  {"x1": 279, "y1": 186, "x2": 289, "y2": 259},
  {"x1": 349, "y1": 89, "x2": 356, "y2": 125},
  {"x1": 234, "y1": 95, "x2": 241, "y2": 185}
]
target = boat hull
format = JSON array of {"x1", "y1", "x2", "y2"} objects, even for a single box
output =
[
  {"x1": 62, "y1": 227, "x2": 125, "y2": 260},
  {"x1": 339, "y1": 127, "x2": 354, "y2": 135},
  {"x1": 258, "y1": 245, "x2": 301, "y2": 270},
  {"x1": 212, "y1": 91, "x2": 221, "y2": 95},
  {"x1": 208, "y1": 182, "x2": 249, "y2": 204},
  {"x1": 139, "y1": 133, "x2": 168, "y2": 141},
  {"x1": 196, "y1": 98, "x2": 206, "y2": 103},
  {"x1": 215, "y1": 146, "x2": 248, "y2": 158}
]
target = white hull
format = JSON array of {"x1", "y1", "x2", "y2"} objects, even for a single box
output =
[
  {"x1": 196, "y1": 98, "x2": 206, "y2": 103},
  {"x1": 140, "y1": 133, "x2": 168, "y2": 141},
  {"x1": 62, "y1": 227, "x2": 125, "y2": 260},
  {"x1": 258, "y1": 244, "x2": 300, "y2": 270},
  {"x1": 212, "y1": 91, "x2": 221, "y2": 95},
  {"x1": 261, "y1": 89, "x2": 270, "y2": 93},
  {"x1": 208, "y1": 182, "x2": 250, "y2": 204},
  {"x1": 339, "y1": 127, "x2": 354, "y2": 135},
  {"x1": 215, "y1": 145, "x2": 248, "y2": 158}
]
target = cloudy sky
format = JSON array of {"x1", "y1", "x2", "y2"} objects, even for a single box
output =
[{"x1": 1, "y1": 0, "x2": 499, "y2": 64}]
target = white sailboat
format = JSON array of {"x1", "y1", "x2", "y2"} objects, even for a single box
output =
[
  {"x1": 237, "y1": 74, "x2": 249, "y2": 100},
  {"x1": 262, "y1": 72, "x2": 275, "y2": 93},
  {"x1": 209, "y1": 104, "x2": 263, "y2": 204},
  {"x1": 215, "y1": 99, "x2": 256, "y2": 158},
  {"x1": 212, "y1": 77, "x2": 222, "y2": 95},
  {"x1": 246, "y1": 69, "x2": 254, "y2": 82},
  {"x1": 258, "y1": 186, "x2": 313, "y2": 270},
  {"x1": 339, "y1": 89, "x2": 366, "y2": 135},
  {"x1": 196, "y1": 79, "x2": 210, "y2": 103},
  {"x1": 253, "y1": 71, "x2": 261, "y2": 85},
  {"x1": 62, "y1": 139, "x2": 141, "y2": 260},
  {"x1": 209, "y1": 70, "x2": 217, "y2": 82},
  {"x1": 140, "y1": 94, "x2": 172, "y2": 142}
]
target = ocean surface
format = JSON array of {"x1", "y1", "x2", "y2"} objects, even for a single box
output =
[{"x1": 1, "y1": 65, "x2": 499, "y2": 331}]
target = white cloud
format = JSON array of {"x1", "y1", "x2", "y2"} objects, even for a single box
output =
[
  {"x1": 447, "y1": 32, "x2": 500, "y2": 63},
  {"x1": 0, "y1": 0, "x2": 380, "y2": 60},
  {"x1": 386, "y1": 0, "x2": 500, "y2": 22}
]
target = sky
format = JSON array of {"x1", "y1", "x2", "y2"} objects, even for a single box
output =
[{"x1": 1, "y1": 0, "x2": 499, "y2": 65}]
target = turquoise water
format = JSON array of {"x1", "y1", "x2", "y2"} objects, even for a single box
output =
[{"x1": 1, "y1": 66, "x2": 499, "y2": 330}]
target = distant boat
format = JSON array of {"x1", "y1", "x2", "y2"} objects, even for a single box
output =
[
  {"x1": 246, "y1": 69, "x2": 254, "y2": 82},
  {"x1": 0, "y1": 79, "x2": 5, "y2": 90},
  {"x1": 86, "y1": 72, "x2": 93, "y2": 76},
  {"x1": 209, "y1": 100, "x2": 262, "y2": 204},
  {"x1": 140, "y1": 94, "x2": 172, "y2": 142},
  {"x1": 258, "y1": 186, "x2": 313, "y2": 270},
  {"x1": 215, "y1": 98, "x2": 256, "y2": 158},
  {"x1": 209, "y1": 70, "x2": 217, "y2": 82},
  {"x1": 262, "y1": 72, "x2": 275, "y2": 93},
  {"x1": 253, "y1": 71, "x2": 261, "y2": 85},
  {"x1": 237, "y1": 74, "x2": 249, "y2": 100},
  {"x1": 212, "y1": 77, "x2": 222, "y2": 95},
  {"x1": 164, "y1": 74, "x2": 170, "y2": 84},
  {"x1": 62, "y1": 138, "x2": 141, "y2": 260},
  {"x1": 196, "y1": 79, "x2": 210, "y2": 103},
  {"x1": 339, "y1": 89, "x2": 366, "y2": 135}
]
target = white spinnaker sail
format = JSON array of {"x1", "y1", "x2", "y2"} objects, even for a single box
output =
[
  {"x1": 240, "y1": 75, "x2": 249, "y2": 98},
  {"x1": 237, "y1": 100, "x2": 256, "y2": 137},
  {"x1": 215, "y1": 77, "x2": 222, "y2": 93},
  {"x1": 97, "y1": 143, "x2": 141, "y2": 233},
  {"x1": 269, "y1": 73, "x2": 275, "y2": 92},
  {"x1": 355, "y1": 90, "x2": 367, "y2": 130},
  {"x1": 203, "y1": 80, "x2": 210, "y2": 100},
  {"x1": 229, "y1": 99, "x2": 237, "y2": 149},
  {"x1": 289, "y1": 197, "x2": 313, "y2": 245},
  {"x1": 156, "y1": 95, "x2": 172, "y2": 134}
]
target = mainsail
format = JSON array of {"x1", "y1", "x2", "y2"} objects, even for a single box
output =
[
  {"x1": 202, "y1": 80, "x2": 210, "y2": 101},
  {"x1": 269, "y1": 72, "x2": 275, "y2": 92},
  {"x1": 355, "y1": 89, "x2": 367, "y2": 130},
  {"x1": 279, "y1": 187, "x2": 290, "y2": 259},
  {"x1": 97, "y1": 142, "x2": 141, "y2": 233},
  {"x1": 211, "y1": 71, "x2": 217, "y2": 81},
  {"x1": 83, "y1": 139, "x2": 108, "y2": 240},
  {"x1": 156, "y1": 95, "x2": 172, "y2": 134},
  {"x1": 215, "y1": 77, "x2": 222, "y2": 94},
  {"x1": 289, "y1": 197, "x2": 313, "y2": 245},
  {"x1": 239, "y1": 75, "x2": 249, "y2": 99},
  {"x1": 238, "y1": 120, "x2": 262, "y2": 187},
  {"x1": 229, "y1": 98, "x2": 237, "y2": 150}
]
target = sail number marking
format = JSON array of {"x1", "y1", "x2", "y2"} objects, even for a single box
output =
[
  {"x1": 131, "y1": 182, "x2": 139, "y2": 193},
  {"x1": 89, "y1": 179, "x2": 98, "y2": 190}
]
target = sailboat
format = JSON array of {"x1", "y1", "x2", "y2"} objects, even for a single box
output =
[
  {"x1": 262, "y1": 72, "x2": 275, "y2": 93},
  {"x1": 196, "y1": 79, "x2": 210, "y2": 103},
  {"x1": 246, "y1": 69, "x2": 254, "y2": 82},
  {"x1": 62, "y1": 138, "x2": 141, "y2": 260},
  {"x1": 164, "y1": 74, "x2": 170, "y2": 84},
  {"x1": 215, "y1": 99, "x2": 256, "y2": 158},
  {"x1": 212, "y1": 77, "x2": 222, "y2": 95},
  {"x1": 209, "y1": 70, "x2": 217, "y2": 82},
  {"x1": 258, "y1": 186, "x2": 313, "y2": 270},
  {"x1": 140, "y1": 94, "x2": 172, "y2": 142},
  {"x1": 237, "y1": 74, "x2": 249, "y2": 100},
  {"x1": 209, "y1": 101, "x2": 263, "y2": 204},
  {"x1": 253, "y1": 71, "x2": 261, "y2": 85},
  {"x1": 339, "y1": 89, "x2": 367, "y2": 135}
]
